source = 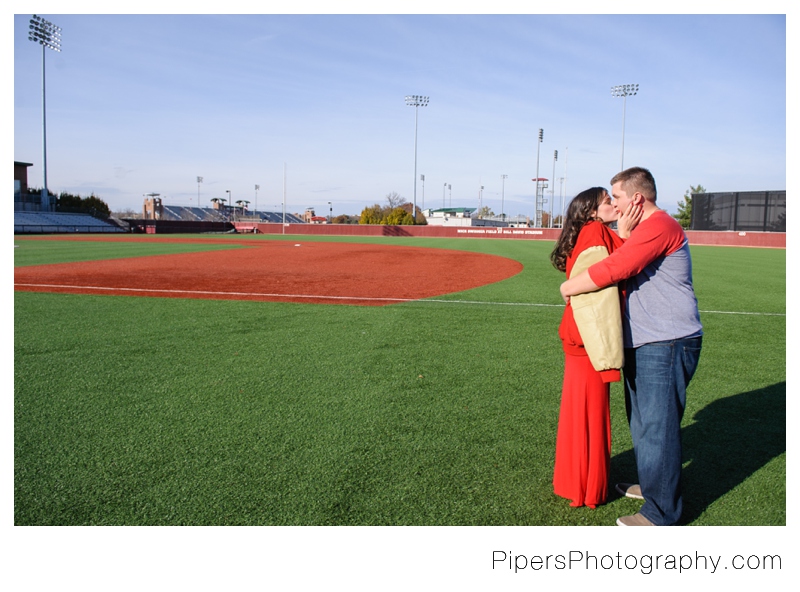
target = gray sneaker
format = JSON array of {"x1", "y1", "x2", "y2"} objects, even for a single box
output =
[
  {"x1": 616, "y1": 513, "x2": 655, "y2": 526},
  {"x1": 615, "y1": 482, "x2": 644, "y2": 500}
]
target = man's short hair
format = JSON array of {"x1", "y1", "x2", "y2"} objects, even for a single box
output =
[{"x1": 610, "y1": 167, "x2": 657, "y2": 201}]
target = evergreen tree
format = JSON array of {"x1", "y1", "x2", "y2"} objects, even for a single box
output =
[
  {"x1": 83, "y1": 193, "x2": 111, "y2": 216},
  {"x1": 674, "y1": 184, "x2": 705, "y2": 229}
]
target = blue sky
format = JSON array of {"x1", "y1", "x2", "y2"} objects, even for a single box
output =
[{"x1": 13, "y1": 11, "x2": 787, "y2": 219}]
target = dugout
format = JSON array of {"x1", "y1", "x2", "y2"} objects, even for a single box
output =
[{"x1": 691, "y1": 190, "x2": 785, "y2": 232}]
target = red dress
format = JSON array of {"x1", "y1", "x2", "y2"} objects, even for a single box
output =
[{"x1": 553, "y1": 221, "x2": 624, "y2": 508}]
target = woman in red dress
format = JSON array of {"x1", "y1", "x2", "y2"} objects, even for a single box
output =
[{"x1": 550, "y1": 187, "x2": 640, "y2": 508}]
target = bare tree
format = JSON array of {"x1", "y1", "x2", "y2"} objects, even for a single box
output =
[{"x1": 385, "y1": 191, "x2": 407, "y2": 209}]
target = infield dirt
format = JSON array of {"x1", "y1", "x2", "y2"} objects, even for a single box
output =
[{"x1": 14, "y1": 237, "x2": 523, "y2": 306}]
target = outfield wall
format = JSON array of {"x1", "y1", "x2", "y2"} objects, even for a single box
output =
[
  {"x1": 238, "y1": 222, "x2": 786, "y2": 248},
  {"x1": 683, "y1": 230, "x2": 785, "y2": 248}
]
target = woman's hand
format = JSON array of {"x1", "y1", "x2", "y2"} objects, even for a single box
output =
[{"x1": 617, "y1": 201, "x2": 643, "y2": 239}]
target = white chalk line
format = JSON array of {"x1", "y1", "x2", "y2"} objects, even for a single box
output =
[
  {"x1": 14, "y1": 283, "x2": 409, "y2": 303},
  {"x1": 14, "y1": 283, "x2": 784, "y2": 316}
]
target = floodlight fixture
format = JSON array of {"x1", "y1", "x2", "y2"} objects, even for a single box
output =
[{"x1": 28, "y1": 15, "x2": 62, "y2": 51}]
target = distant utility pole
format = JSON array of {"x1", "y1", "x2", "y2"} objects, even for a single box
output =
[{"x1": 28, "y1": 14, "x2": 62, "y2": 211}]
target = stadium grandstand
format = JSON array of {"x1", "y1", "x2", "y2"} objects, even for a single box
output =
[
  {"x1": 14, "y1": 160, "x2": 126, "y2": 234},
  {"x1": 155, "y1": 204, "x2": 304, "y2": 224},
  {"x1": 14, "y1": 211, "x2": 126, "y2": 234},
  {"x1": 13, "y1": 160, "x2": 305, "y2": 234}
]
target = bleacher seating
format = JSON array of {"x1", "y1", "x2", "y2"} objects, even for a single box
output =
[
  {"x1": 157, "y1": 206, "x2": 304, "y2": 224},
  {"x1": 14, "y1": 206, "x2": 306, "y2": 235},
  {"x1": 258, "y1": 210, "x2": 304, "y2": 224},
  {"x1": 161, "y1": 205, "x2": 231, "y2": 222},
  {"x1": 14, "y1": 211, "x2": 125, "y2": 234}
]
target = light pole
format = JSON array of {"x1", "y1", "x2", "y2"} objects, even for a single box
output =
[
  {"x1": 501, "y1": 174, "x2": 508, "y2": 222},
  {"x1": 225, "y1": 190, "x2": 231, "y2": 220},
  {"x1": 443, "y1": 182, "x2": 446, "y2": 208},
  {"x1": 405, "y1": 95, "x2": 429, "y2": 222},
  {"x1": 420, "y1": 174, "x2": 425, "y2": 211},
  {"x1": 562, "y1": 146, "x2": 569, "y2": 225},
  {"x1": 611, "y1": 84, "x2": 639, "y2": 170},
  {"x1": 255, "y1": 184, "x2": 260, "y2": 218},
  {"x1": 551, "y1": 150, "x2": 558, "y2": 228},
  {"x1": 28, "y1": 14, "x2": 61, "y2": 211},
  {"x1": 282, "y1": 163, "x2": 286, "y2": 233},
  {"x1": 196, "y1": 176, "x2": 203, "y2": 209},
  {"x1": 328, "y1": 201, "x2": 332, "y2": 224},
  {"x1": 448, "y1": 184, "x2": 452, "y2": 208},
  {"x1": 535, "y1": 128, "x2": 543, "y2": 227}
]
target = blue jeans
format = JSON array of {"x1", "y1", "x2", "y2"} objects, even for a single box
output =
[{"x1": 623, "y1": 337, "x2": 702, "y2": 525}]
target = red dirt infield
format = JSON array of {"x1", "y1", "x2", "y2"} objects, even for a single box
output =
[{"x1": 14, "y1": 237, "x2": 523, "y2": 306}]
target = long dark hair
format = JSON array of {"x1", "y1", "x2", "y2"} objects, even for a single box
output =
[{"x1": 550, "y1": 187, "x2": 608, "y2": 272}]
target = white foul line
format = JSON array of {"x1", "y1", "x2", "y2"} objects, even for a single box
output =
[
  {"x1": 13, "y1": 283, "x2": 412, "y2": 302},
  {"x1": 13, "y1": 283, "x2": 785, "y2": 315}
]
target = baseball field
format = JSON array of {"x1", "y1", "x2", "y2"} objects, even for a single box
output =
[{"x1": 13, "y1": 233, "x2": 785, "y2": 526}]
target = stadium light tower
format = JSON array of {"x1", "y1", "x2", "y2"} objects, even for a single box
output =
[
  {"x1": 405, "y1": 95, "x2": 429, "y2": 221},
  {"x1": 551, "y1": 150, "x2": 558, "y2": 228},
  {"x1": 561, "y1": 146, "x2": 569, "y2": 225},
  {"x1": 420, "y1": 174, "x2": 425, "y2": 211},
  {"x1": 501, "y1": 174, "x2": 508, "y2": 221},
  {"x1": 196, "y1": 176, "x2": 203, "y2": 209},
  {"x1": 535, "y1": 128, "x2": 543, "y2": 227},
  {"x1": 611, "y1": 84, "x2": 639, "y2": 170},
  {"x1": 28, "y1": 14, "x2": 62, "y2": 211}
]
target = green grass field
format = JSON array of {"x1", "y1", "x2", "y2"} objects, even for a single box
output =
[{"x1": 13, "y1": 234, "x2": 785, "y2": 525}]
